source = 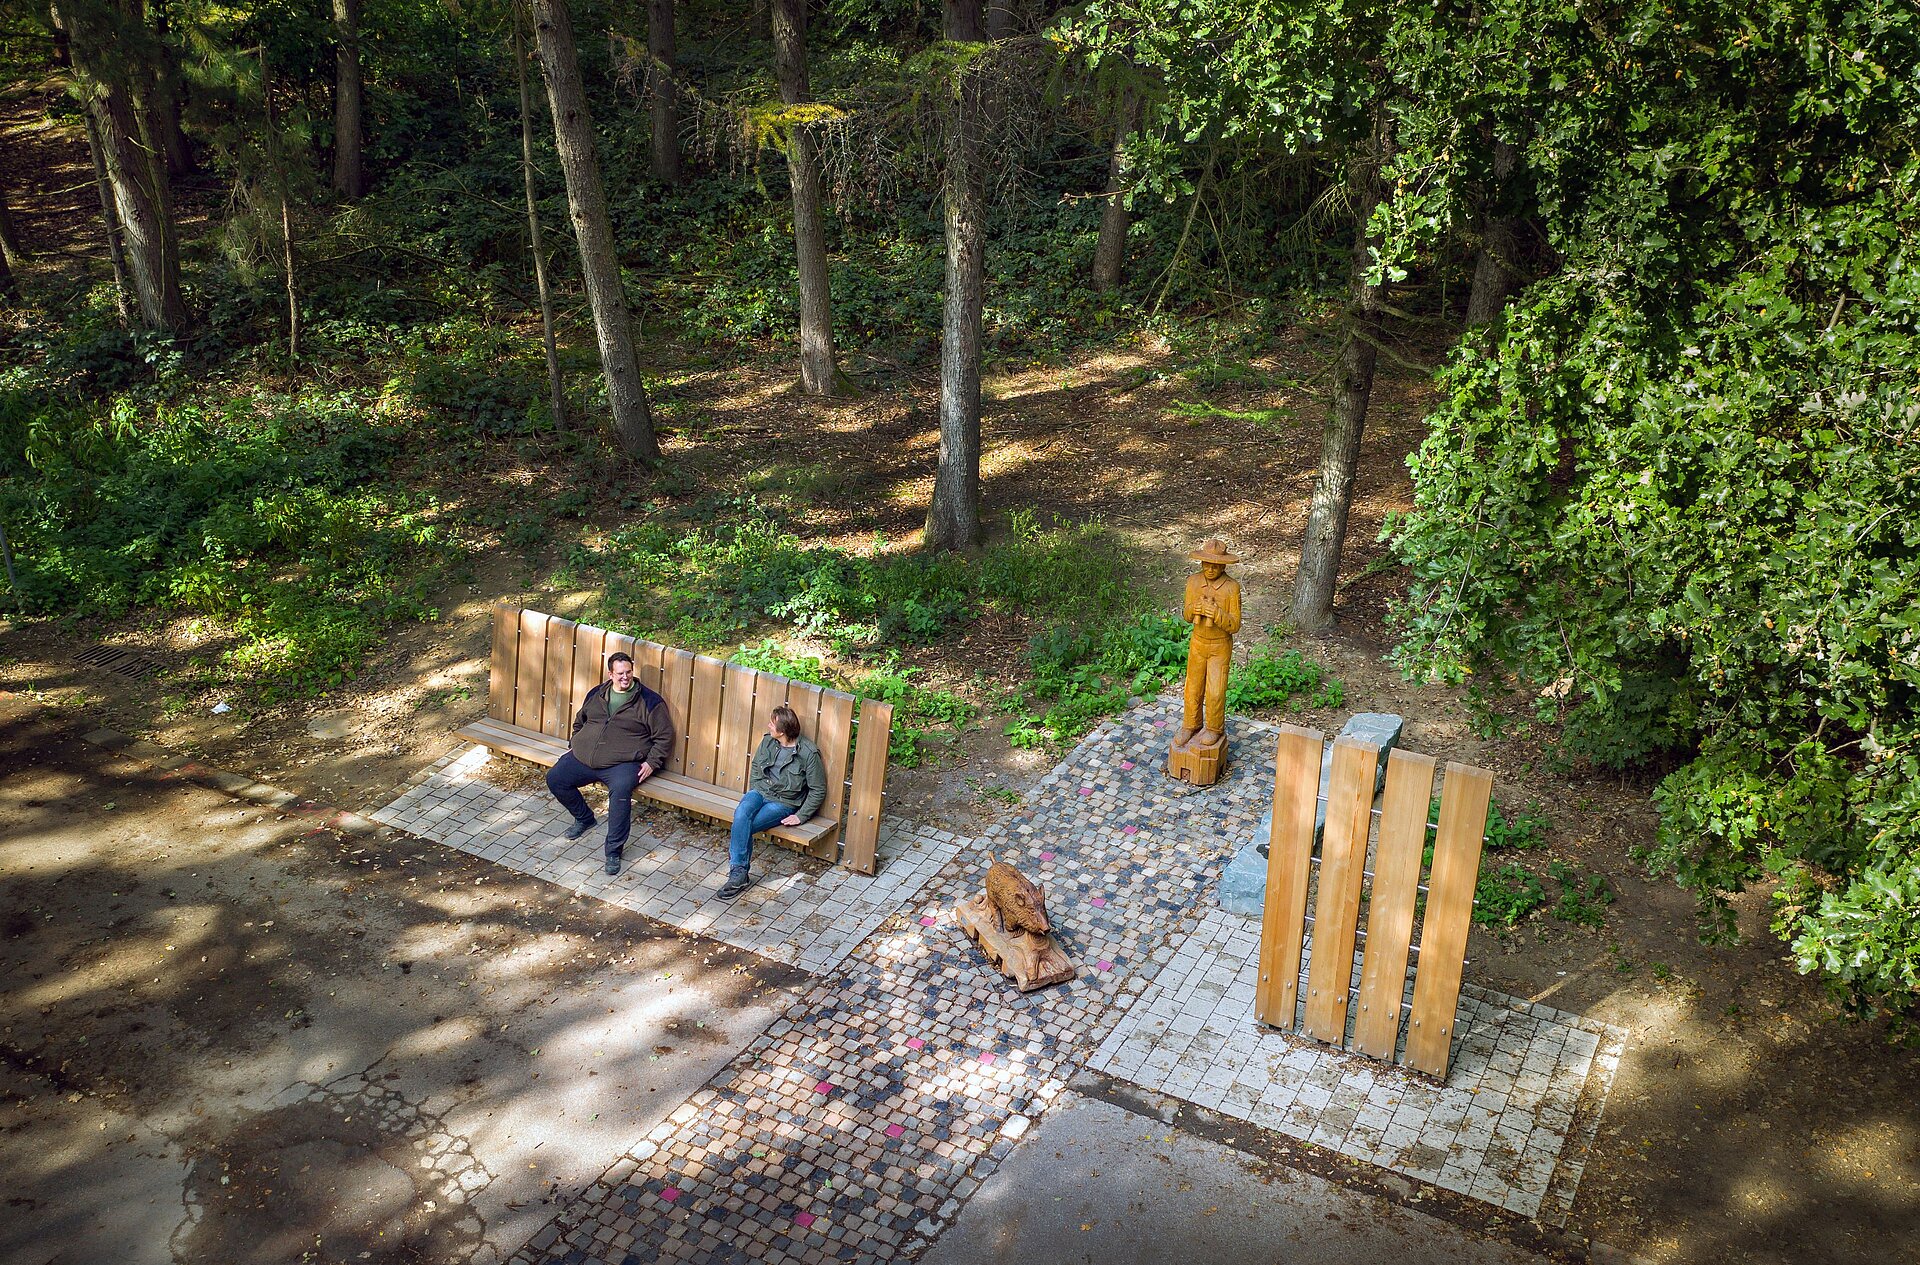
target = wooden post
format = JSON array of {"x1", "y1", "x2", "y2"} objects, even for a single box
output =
[{"x1": 1404, "y1": 762, "x2": 1494, "y2": 1078}]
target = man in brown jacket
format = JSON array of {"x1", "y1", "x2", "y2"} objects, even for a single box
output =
[{"x1": 546, "y1": 652, "x2": 676, "y2": 874}]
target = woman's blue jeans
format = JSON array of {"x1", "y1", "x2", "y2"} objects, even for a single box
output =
[{"x1": 729, "y1": 790, "x2": 796, "y2": 870}]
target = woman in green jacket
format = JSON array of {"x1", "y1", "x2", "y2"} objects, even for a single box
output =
[{"x1": 719, "y1": 703, "x2": 827, "y2": 899}]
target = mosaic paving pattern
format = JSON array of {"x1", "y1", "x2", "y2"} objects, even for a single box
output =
[
  {"x1": 370, "y1": 747, "x2": 964, "y2": 975},
  {"x1": 385, "y1": 699, "x2": 1626, "y2": 1264},
  {"x1": 1087, "y1": 906, "x2": 1626, "y2": 1222}
]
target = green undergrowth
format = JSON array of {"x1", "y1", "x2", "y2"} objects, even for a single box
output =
[
  {"x1": 562, "y1": 504, "x2": 1167, "y2": 763},
  {"x1": 1415, "y1": 797, "x2": 1616, "y2": 932},
  {"x1": 0, "y1": 308, "x2": 471, "y2": 701}
]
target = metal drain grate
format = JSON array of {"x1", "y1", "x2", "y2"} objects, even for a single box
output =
[{"x1": 74, "y1": 645, "x2": 166, "y2": 680}]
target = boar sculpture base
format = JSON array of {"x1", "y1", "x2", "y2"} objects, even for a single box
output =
[{"x1": 954, "y1": 859, "x2": 1077, "y2": 992}]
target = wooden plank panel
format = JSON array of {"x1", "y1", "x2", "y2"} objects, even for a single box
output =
[
  {"x1": 512, "y1": 609, "x2": 550, "y2": 731},
  {"x1": 487, "y1": 602, "x2": 518, "y2": 721},
  {"x1": 685, "y1": 655, "x2": 726, "y2": 784},
  {"x1": 841, "y1": 699, "x2": 892, "y2": 873},
  {"x1": 1302, "y1": 738, "x2": 1380, "y2": 1044},
  {"x1": 815, "y1": 690, "x2": 856, "y2": 826},
  {"x1": 603, "y1": 629, "x2": 637, "y2": 669},
  {"x1": 716, "y1": 664, "x2": 760, "y2": 791},
  {"x1": 1352, "y1": 750, "x2": 1439, "y2": 1059},
  {"x1": 569, "y1": 624, "x2": 607, "y2": 735},
  {"x1": 539, "y1": 618, "x2": 578, "y2": 739},
  {"x1": 1405, "y1": 762, "x2": 1494, "y2": 1078},
  {"x1": 1255, "y1": 726, "x2": 1324, "y2": 1029},
  {"x1": 629, "y1": 639, "x2": 666, "y2": 695},
  {"x1": 783, "y1": 681, "x2": 823, "y2": 745},
  {"x1": 660, "y1": 648, "x2": 696, "y2": 774}
]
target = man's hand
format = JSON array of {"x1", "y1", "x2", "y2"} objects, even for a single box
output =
[
  {"x1": 637, "y1": 762, "x2": 654, "y2": 782},
  {"x1": 780, "y1": 813, "x2": 803, "y2": 827}
]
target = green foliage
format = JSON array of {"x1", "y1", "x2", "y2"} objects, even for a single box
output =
[
  {"x1": 1549, "y1": 861, "x2": 1616, "y2": 929},
  {"x1": 1005, "y1": 611, "x2": 1187, "y2": 750},
  {"x1": 1472, "y1": 863, "x2": 1547, "y2": 931},
  {"x1": 1224, "y1": 645, "x2": 1343, "y2": 712},
  {"x1": 0, "y1": 355, "x2": 449, "y2": 698},
  {"x1": 1387, "y1": 0, "x2": 1920, "y2": 1021}
]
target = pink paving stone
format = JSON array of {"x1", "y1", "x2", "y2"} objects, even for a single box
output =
[
  {"x1": 793, "y1": 1212, "x2": 816, "y2": 1229},
  {"x1": 1121, "y1": 760, "x2": 1136, "y2": 770},
  {"x1": 1097, "y1": 959, "x2": 1114, "y2": 971},
  {"x1": 979, "y1": 1052, "x2": 997, "y2": 1065},
  {"x1": 1078, "y1": 786, "x2": 1093, "y2": 796},
  {"x1": 1040, "y1": 850, "x2": 1055, "y2": 861},
  {"x1": 660, "y1": 1187, "x2": 681, "y2": 1203},
  {"x1": 885, "y1": 1123, "x2": 906, "y2": 1138},
  {"x1": 1122, "y1": 825, "x2": 1139, "y2": 835},
  {"x1": 815, "y1": 1081, "x2": 835, "y2": 1094},
  {"x1": 1091, "y1": 896, "x2": 1108, "y2": 908},
  {"x1": 919, "y1": 915, "x2": 938, "y2": 926},
  {"x1": 906, "y1": 1037, "x2": 925, "y2": 1050}
]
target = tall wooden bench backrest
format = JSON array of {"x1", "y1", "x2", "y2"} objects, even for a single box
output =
[
  {"x1": 1252, "y1": 724, "x2": 1492, "y2": 1082},
  {"x1": 482, "y1": 602, "x2": 891, "y2": 872}
]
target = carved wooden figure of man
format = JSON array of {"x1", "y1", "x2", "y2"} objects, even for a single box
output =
[{"x1": 1170, "y1": 539, "x2": 1241, "y2": 784}]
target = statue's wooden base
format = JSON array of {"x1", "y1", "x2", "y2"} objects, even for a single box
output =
[
  {"x1": 953, "y1": 893, "x2": 1077, "y2": 992},
  {"x1": 1167, "y1": 735, "x2": 1226, "y2": 786}
]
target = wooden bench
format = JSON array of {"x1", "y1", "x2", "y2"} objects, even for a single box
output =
[{"x1": 455, "y1": 602, "x2": 893, "y2": 874}]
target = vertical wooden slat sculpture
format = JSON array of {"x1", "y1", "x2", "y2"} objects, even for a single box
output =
[{"x1": 1255, "y1": 731, "x2": 1496, "y2": 1081}]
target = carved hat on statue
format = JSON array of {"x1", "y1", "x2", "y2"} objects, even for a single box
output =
[{"x1": 1188, "y1": 538, "x2": 1240, "y2": 565}]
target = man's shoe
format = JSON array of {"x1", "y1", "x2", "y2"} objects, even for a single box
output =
[
  {"x1": 563, "y1": 816, "x2": 596, "y2": 841},
  {"x1": 604, "y1": 853, "x2": 623, "y2": 876},
  {"x1": 716, "y1": 868, "x2": 753, "y2": 900}
]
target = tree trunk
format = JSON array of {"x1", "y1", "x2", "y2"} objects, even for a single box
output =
[
  {"x1": 1465, "y1": 137, "x2": 1520, "y2": 330},
  {"x1": 772, "y1": 0, "x2": 842, "y2": 396},
  {"x1": 260, "y1": 47, "x2": 298, "y2": 359},
  {"x1": 647, "y1": 0, "x2": 680, "y2": 183},
  {"x1": 1289, "y1": 108, "x2": 1393, "y2": 631},
  {"x1": 80, "y1": 109, "x2": 133, "y2": 322},
  {"x1": 1090, "y1": 87, "x2": 1139, "y2": 293},
  {"x1": 0, "y1": 214, "x2": 16, "y2": 301},
  {"x1": 144, "y1": 1, "x2": 192, "y2": 176},
  {"x1": 531, "y1": 0, "x2": 659, "y2": 461},
  {"x1": 58, "y1": 1, "x2": 185, "y2": 331},
  {"x1": 516, "y1": 17, "x2": 567, "y2": 431},
  {"x1": 986, "y1": 0, "x2": 1016, "y2": 38},
  {"x1": 331, "y1": 0, "x2": 365, "y2": 197},
  {"x1": 0, "y1": 172, "x2": 24, "y2": 274},
  {"x1": 749, "y1": 1, "x2": 768, "y2": 41},
  {"x1": 924, "y1": 0, "x2": 987, "y2": 553}
]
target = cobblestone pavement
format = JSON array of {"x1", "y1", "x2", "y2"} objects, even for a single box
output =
[
  {"x1": 374, "y1": 699, "x2": 1626, "y2": 1263},
  {"x1": 1088, "y1": 906, "x2": 1625, "y2": 1222},
  {"x1": 370, "y1": 747, "x2": 965, "y2": 975}
]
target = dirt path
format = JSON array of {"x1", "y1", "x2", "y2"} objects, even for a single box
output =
[{"x1": 0, "y1": 693, "x2": 806, "y2": 1265}]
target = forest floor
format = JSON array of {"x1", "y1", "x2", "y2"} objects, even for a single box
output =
[
  {"x1": 7, "y1": 328, "x2": 1916, "y2": 1265},
  {"x1": 3, "y1": 79, "x2": 1915, "y2": 1265}
]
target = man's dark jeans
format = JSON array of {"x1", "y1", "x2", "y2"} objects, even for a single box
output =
[{"x1": 546, "y1": 750, "x2": 641, "y2": 856}]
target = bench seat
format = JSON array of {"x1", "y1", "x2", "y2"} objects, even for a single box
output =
[{"x1": 455, "y1": 715, "x2": 840, "y2": 849}]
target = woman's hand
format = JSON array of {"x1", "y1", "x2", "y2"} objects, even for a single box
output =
[{"x1": 780, "y1": 813, "x2": 803, "y2": 827}]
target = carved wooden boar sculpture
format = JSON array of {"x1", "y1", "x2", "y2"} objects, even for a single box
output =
[
  {"x1": 955, "y1": 856, "x2": 1076, "y2": 992},
  {"x1": 985, "y1": 859, "x2": 1051, "y2": 939}
]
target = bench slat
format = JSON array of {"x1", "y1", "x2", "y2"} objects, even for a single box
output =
[
  {"x1": 715, "y1": 664, "x2": 759, "y2": 792},
  {"x1": 513, "y1": 609, "x2": 549, "y2": 731},
  {"x1": 568, "y1": 623, "x2": 606, "y2": 735},
  {"x1": 488, "y1": 601, "x2": 518, "y2": 722},
  {"x1": 686, "y1": 655, "x2": 725, "y2": 784},
  {"x1": 816, "y1": 690, "x2": 855, "y2": 830},
  {"x1": 661, "y1": 648, "x2": 695, "y2": 775},
  {"x1": 631, "y1": 639, "x2": 666, "y2": 696},
  {"x1": 457, "y1": 717, "x2": 565, "y2": 765},
  {"x1": 842, "y1": 698, "x2": 891, "y2": 873},
  {"x1": 541, "y1": 617, "x2": 578, "y2": 739}
]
